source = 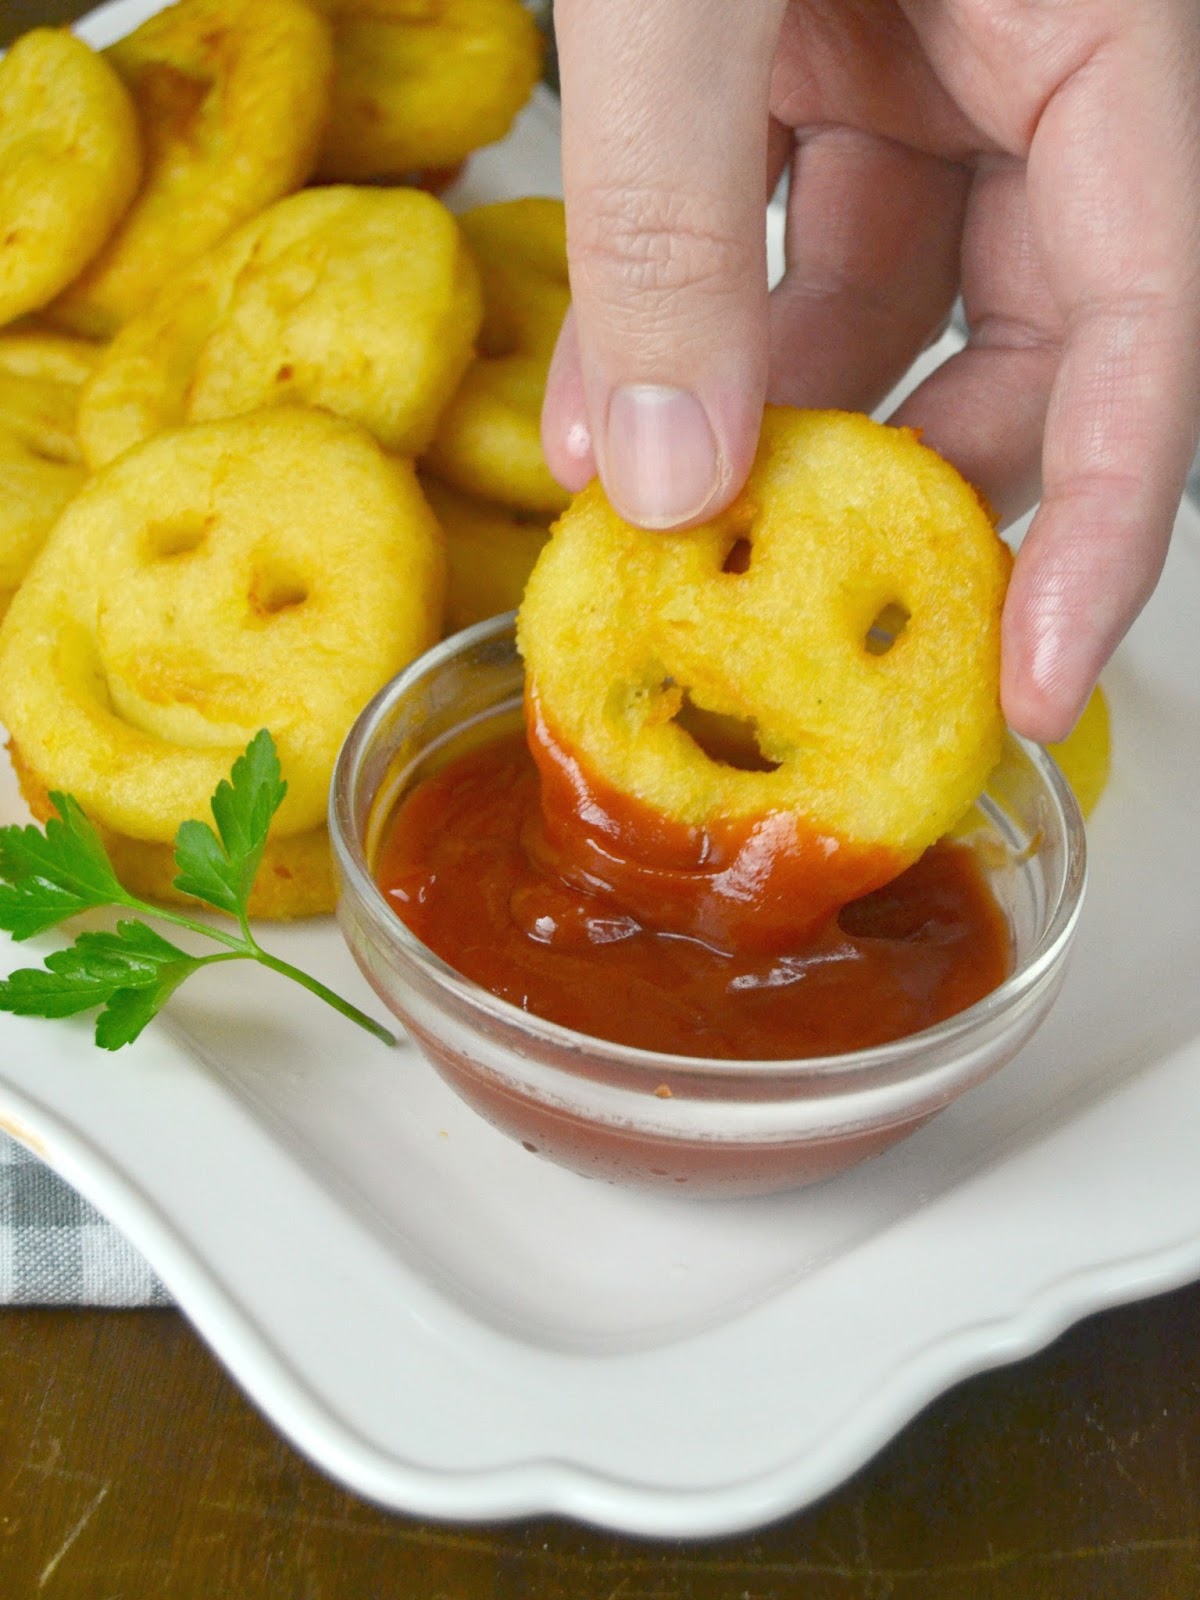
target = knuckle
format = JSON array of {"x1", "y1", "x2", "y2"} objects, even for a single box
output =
[{"x1": 570, "y1": 183, "x2": 756, "y2": 315}]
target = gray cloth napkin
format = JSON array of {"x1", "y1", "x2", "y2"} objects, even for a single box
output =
[{"x1": 0, "y1": 1129, "x2": 170, "y2": 1306}]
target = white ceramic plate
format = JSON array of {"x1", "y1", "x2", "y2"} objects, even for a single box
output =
[{"x1": 4, "y1": 0, "x2": 1200, "y2": 1540}]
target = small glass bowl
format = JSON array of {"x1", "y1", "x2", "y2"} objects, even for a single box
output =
[{"x1": 330, "y1": 615, "x2": 1087, "y2": 1199}]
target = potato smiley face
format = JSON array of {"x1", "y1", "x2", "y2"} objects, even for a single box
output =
[
  {"x1": 0, "y1": 407, "x2": 446, "y2": 915},
  {"x1": 49, "y1": 0, "x2": 334, "y2": 339},
  {"x1": 0, "y1": 29, "x2": 141, "y2": 328},
  {"x1": 312, "y1": 0, "x2": 543, "y2": 182},
  {"x1": 77, "y1": 186, "x2": 482, "y2": 469},
  {"x1": 517, "y1": 408, "x2": 1012, "y2": 953}
]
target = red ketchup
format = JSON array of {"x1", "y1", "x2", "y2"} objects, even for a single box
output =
[{"x1": 374, "y1": 726, "x2": 1011, "y2": 1062}]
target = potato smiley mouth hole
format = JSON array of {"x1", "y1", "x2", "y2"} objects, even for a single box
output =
[
  {"x1": 865, "y1": 601, "x2": 911, "y2": 656},
  {"x1": 25, "y1": 439, "x2": 76, "y2": 467},
  {"x1": 672, "y1": 690, "x2": 781, "y2": 774}
]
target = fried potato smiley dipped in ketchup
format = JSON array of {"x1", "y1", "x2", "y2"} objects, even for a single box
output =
[
  {"x1": 377, "y1": 407, "x2": 1017, "y2": 1062},
  {"x1": 517, "y1": 407, "x2": 1012, "y2": 956}
]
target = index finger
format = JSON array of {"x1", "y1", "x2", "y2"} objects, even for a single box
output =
[{"x1": 549, "y1": 0, "x2": 787, "y2": 528}]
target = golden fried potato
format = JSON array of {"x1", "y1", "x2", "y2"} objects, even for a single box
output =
[
  {"x1": 1048, "y1": 684, "x2": 1111, "y2": 818},
  {"x1": 518, "y1": 407, "x2": 1012, "y2": 951},
  {"x1": 0, "y1": 433, "x2": 86, "y2": 608},
  {"x1": 424, "y1": 198, "x2": 569, "y2": 514},
  {"x1": 78, "y1": 186, "x2": 482, "y2": 469},
  {"x1": 0, "y1": 322, "x2": 104, "y2": 387},
  {"x1": 421, "y1": 476, "x2": 550, "y2": 633},
  {"x1": 0, "y1": 326, "x2": 100, "y2": 604},
  {"x1": 312, "y1": 0, "x2": 543, "y2": 182},
  {"x1": 0, "y1": 29, "x2": 141, "y2": 328},
  {"x1": 0, "y1": 323, "x2": 101, "y2": 455},
  {"x1": 49, "y1": 0, "x2": 334, "y2": 339},
  {"x1": 0, "y1": 407, "x2": 445, "y2": 914}
]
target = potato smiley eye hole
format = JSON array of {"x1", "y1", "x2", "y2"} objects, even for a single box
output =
[
  {"x1": 144, "y1": 515, "x2": 211, "y2": 560},
  {"x1": 721, "y1": 536, "x2": 753, "y2": 575},
  {"x1": 865, "y1": 601, "x2": 911, "y2": 656},
  {"x1": 672, "y1": 690, "x2": 781, "y2": 774},
  {"x1": 251, "y1": 572, "x2": 309, "y2": 617}
]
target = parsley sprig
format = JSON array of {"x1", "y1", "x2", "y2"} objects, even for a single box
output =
[{"x1": 0, "y1": 731, "x2": 395, "y2": 1050}]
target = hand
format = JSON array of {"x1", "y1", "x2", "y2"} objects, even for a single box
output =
[{"x1": 542, "y1": 0, "x2": 1200, "y2": 740}]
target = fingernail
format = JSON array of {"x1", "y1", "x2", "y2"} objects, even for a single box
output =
[{"x1": 605, "y1": 384, "x2": 721, "y2": 527}]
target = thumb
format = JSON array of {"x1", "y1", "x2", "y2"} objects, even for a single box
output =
[{"x1": 550, "y1": 0, "x2": 785, "y2": 528}]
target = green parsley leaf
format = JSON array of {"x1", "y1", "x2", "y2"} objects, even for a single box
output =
[
  {"x1": 0, "y1": 965, "x2": 126, "y2": 1020},
  {"x1": 0, "y1": 921, "x2": 206, "y2": 1046},
  {"x1": 93, "y1": 987, "x2": 180, "y2": 1051},
  {"x1": 94, "y1": 958, "x2": 206, "y2": 1051},
  {"x1": 172, "y1": 729, "x2": 288, "y2": 915},
  {"x1": 0, "y1": 731, "x2": 396, "y2": 1049},
  {"x1": 0, "y1": 793, "x2": 128, "y2": 940},
  {"x1": 56, "y1": 920, "x2": 201, "y2": 986}
]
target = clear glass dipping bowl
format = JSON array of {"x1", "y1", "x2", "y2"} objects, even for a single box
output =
[{"x1": 330, "y1": 615, "x2": 1087, "y2": 1199}]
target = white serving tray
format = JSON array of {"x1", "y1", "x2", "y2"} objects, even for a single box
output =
[{"x1": 2, "y1": 0, "x2": 1199, "y2": 1539}]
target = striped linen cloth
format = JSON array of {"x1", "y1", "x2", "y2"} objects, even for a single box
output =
[{"x1": 0, "y1": 1130, "x2": 170, "y2": 1306}]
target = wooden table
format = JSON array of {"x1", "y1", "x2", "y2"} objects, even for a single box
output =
[
  {"x1": 4, "y1": 0, "x2": 88, "y2": 31},
  {"x1": 4, "y1": 1284, "x2": 1200, "y2": 1597},
  {"x1": 6, "y1": 2, "x2": 1200, "y2": 1592}
]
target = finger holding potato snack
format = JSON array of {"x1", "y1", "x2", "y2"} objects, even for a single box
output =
[
  {"x1": 0, "y1": 407, "x2": 446, "y2": 917},
  {"x1": 0, "y1": 28, "x2": 141, "y2": 329},
  {"x1": 518, "y1": 407, "x2": 1012, "y2": 954},
  {"x1": 49, "y1": 0, "x2": 334, "y2": 340},
  {"x1": 312, "y1": 0, "x2": 543, "y2": 182},
  {"x1": 425, "y1": 198, "x2": 570, "y2": 515},
  {"x1": 78, "y1": 186, "x2": 483, "y2": 469}
]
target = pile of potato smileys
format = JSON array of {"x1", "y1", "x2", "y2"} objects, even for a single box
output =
[
  {"x1": 0, "y1": 0, "x2": 1107, "y2": 948},
  {"x1": 0, "y1": 0, "x2": 565, "y2": 917}
]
